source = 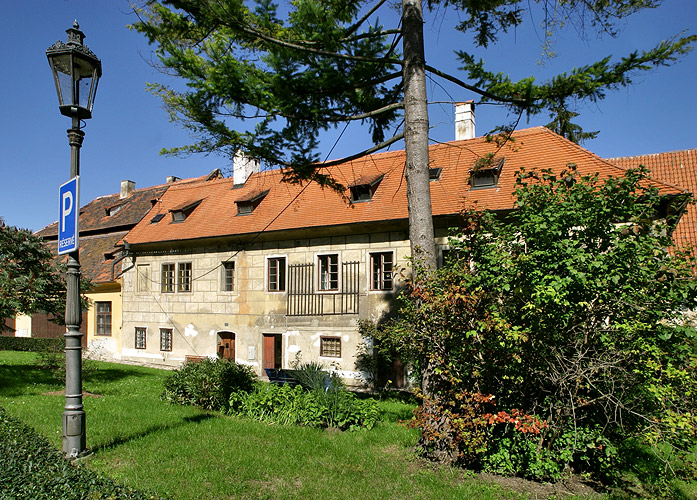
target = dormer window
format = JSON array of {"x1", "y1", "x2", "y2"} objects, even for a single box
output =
[
  {"x1": 169, "y1": 200, "x2": 202, "y2": 223},
  {"x1": 470, "y1": 156, "x2": 504, "y2": 189},
  {"x1": 105, "y1": 204, "x2": 124, "y2": 217},
  {"x1": 150, "y1": 213, "x2": 165, "y2": 224},
  {"x1": 429, "y1": 167, "x2": 442, "y2": 181},
  {"x1": 236, "y1": 190, "x2": 269, "y2": 215},
  {"x1": 349, "y1": 174, "x2": 384, "y2": 203}
]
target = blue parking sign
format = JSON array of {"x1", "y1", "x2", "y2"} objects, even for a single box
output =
[{"x1": 58, "y1": 176, "x2": 80, "y2": 255}]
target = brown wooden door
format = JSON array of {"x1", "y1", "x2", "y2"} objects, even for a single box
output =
[
  {"x1": 217, "y1": 332, "x2": 235, "y2": 360},
  {"x1": 263, "y1": 334, "x2": 281, "y2": 369}
]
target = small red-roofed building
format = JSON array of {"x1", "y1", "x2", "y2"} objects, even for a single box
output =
[
  {"x1": 14, "y1": 170, "x2": 222, "y2": 361},
  {"x1": 116, "y1": 117, "x2": 685, "y2": 384}
]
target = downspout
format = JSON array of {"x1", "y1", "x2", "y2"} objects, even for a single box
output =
[{"x1": 111, "y1": 241, "x2": 133, "y2": 281}]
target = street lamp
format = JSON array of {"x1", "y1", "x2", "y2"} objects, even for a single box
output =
[{"x1": 46, "y1": 20, "x2": 101, "y2": 458}]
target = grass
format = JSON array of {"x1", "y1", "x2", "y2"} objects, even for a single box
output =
[{"x1": 1, "y1": 350, "x2": 526, "y2": 500}]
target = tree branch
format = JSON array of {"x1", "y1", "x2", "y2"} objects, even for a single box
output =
[
  {"x1": 226, "y1": 16, "x2": 403, "y2": 66},
  {"x1": 425, "y1": 64, "x2": 528, "y2": 106},
  {"x1": 343, "y1": 0, "x2": 390, "y2": 38},
  {"x1": 310, "y1": 132, "x2": 405, "y2": 168}
]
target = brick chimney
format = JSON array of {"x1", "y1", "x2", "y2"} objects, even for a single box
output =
[
  {"x1": 455, "y1": 101, "x2": 475, "y2": 141},
  {"x1": 233, "y1": 150, "x2": 260, "y2": 186},
  {"x1": 120, "y1": 180, "x2": 135, "y2": 199}
]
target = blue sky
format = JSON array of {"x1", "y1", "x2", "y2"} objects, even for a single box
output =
[{"x1": 2, "y1": 0, "x2": 695, "y2": 232}]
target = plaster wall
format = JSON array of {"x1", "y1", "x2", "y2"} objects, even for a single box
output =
[{"x1": 120, "y1": 228, "x2": 452, "y2": 379}]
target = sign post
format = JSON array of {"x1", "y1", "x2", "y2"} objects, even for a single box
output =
[{"x1": 58, "y1": 176, "x2": 79, "y2": 255}]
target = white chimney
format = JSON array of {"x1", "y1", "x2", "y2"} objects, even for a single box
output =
[
  {"x1": 233, "y1": 150, "x2": 260, "y2": 186},
  {"x1": 455, "y1": 101, "x2": 476, "y2": 141},
  {"x1": 120, "y1": 180, "x2": 135, "y2": 199},
  {"x1": 166, "y1": 176, "x2": 181, "y2": 183}
]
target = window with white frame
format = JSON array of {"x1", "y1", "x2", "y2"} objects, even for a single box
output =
[
  {"x1": 370, "y1": 251, "x2": 393, "y2": 290},
  {"x1": 318, "y1": 254, "x2": 339, "y2": 291}
]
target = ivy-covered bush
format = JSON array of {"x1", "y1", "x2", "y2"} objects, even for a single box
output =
[
  {"x1": 0, "y1": 336, "x2": 62, "y2": 352},
  {"x1": 0, "y1": 407, "x2": 166, "y2": 499},
  {"x1": 161, "y1": 358, "x2": 256, "y2": 412}
]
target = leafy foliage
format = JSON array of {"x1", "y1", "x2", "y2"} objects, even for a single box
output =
[
  {"x1": 377, "y1": 167, "x2": 697, "y2": 481},
  {"x1": 161, "y1": 357, "x2": 256, "y2": 412},
  {"x1": 229, "y1": 363, "x2": 379, "y2": 430},
  {"x1": 0, "y1": 225, "x2": 67, "y2": 328},
  {"x1": 230, "y1": 382, "x2": 380, "y2": 431},
  {"x1": 0, "y1": 406, "x2": 166, "y2": 499}
]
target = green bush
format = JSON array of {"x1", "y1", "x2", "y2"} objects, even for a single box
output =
[
  {"x1": 0, "y1": 336, "x2": 62, "y2": 352},
  {"x1": 230, "y1": 382, "x2": 380, "y2": 431},
  {"x1": 161, "y1": 358, "x2": 256, "y2": 412},
  {"x1": 0, "y1": 406, "x2": 166, "y2": 499}
]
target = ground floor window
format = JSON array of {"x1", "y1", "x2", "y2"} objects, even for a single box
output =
[
  {"x1": 95, "y1": 301, "x2": 112, "y2": 335},
  {"x1": 320, "y1": 336, "x2": 341, "y2": 358},
  {"x1": 135, "y1": 327, "x2": 146, "y2": 349},
  {"x1": 160, "y1": 328, "x2": 173, "y2": 352}
]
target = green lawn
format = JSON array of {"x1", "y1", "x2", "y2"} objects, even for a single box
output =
[{"x1": 1, "y1": 351, "x2": 526, "y2": 500}]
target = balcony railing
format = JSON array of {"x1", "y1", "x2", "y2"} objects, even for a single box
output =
[{"x1": 287, "y1": 261, "x2": 359, "y2": 316}]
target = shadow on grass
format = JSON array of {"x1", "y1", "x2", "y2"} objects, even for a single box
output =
[
  {"x1": 0, "y1": 363, "x2": 61, "y2": 396},
  {"x1": 84, "y1": 367, "x2": 158, "y2": 385},
  {"x1": 90, "y1": 413, "x2": 215, "y2": 453},
  {"x1": 0, "y1": 362, "x2": 158, "y2": 398}
]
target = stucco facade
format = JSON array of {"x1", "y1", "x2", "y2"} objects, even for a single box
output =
[{"x1": 120, "y1": 227, "x2": 449, "y2": 381}]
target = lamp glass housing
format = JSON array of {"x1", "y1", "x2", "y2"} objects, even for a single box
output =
[{"x1": 47, "y1": 24, "x2": 101, "y2": 120}]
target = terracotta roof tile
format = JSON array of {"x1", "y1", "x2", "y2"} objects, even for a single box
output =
[
  {"x1": 44, "y1": 232, "x2": 128, "y2": 284},
  {"x1": 125, "y1": 127, "x2": 682, "y2": 246},
  {"x1": 608, "y1": 149, "x2": 697, "y2": 251},
  {"x1": 37, "y1": 170, "x2": 222, "y2": 283}
]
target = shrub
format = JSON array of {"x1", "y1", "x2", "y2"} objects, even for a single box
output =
[
  {"x1": 0, "y1": 406, "x2": 166, "y2": 499},
  {"x1": 231, "y1": 382, "x2": 380, "y2": 431},
  {"x1": 0, "y1": 336, "x2": 62, "y2": 352},
  {"x1": 161, "y1": 357, "x2": 256, "y2": 412},
  {"x1": 376, "y1": 168, "x2": 697, "y2": 483}
]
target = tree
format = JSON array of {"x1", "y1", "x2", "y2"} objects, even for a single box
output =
[
  {"x1": 375, "y1": 167, "x2": 697, "y2": 480},
  {"x1": 0, "y1": 225, "x2": 67, "y2": 329},
  {"x1": 132, "y1": 0, "x2": 695, "y2": 462}
]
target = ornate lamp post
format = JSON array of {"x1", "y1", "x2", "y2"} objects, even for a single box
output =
[{"x1": 46, "y1": 21, "x2": 101, "y2": 458}]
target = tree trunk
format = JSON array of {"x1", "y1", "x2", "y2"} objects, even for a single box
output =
[
  {"x1": 402, "y1": 1, "x2": 456, "y2": 463},
  {"x1": 402, "y1": 0, "x2": 437, "y2": 280}
]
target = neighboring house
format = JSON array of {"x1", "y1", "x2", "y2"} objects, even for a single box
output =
[
  {"x1": 608, "y1": 149, "x2": 697, "y2": 253},
  {"x1": 15, "y1": 170, "x2": 221, "y2": 360},
  {"x1": 117, "y1": 105, "x2": 684, "y2": 384}
]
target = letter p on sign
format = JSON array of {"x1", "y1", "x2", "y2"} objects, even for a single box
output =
[{"x1": 58, "y1": 176, "x2": 79, "y2": 255}]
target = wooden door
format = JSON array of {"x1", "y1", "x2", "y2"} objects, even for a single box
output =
[
  {"x1": 263, "y1": 334, "x2": 281, "y2": 369},
  {"x1": 217, "y1": 332, "x2": 236, "y2": 360}
]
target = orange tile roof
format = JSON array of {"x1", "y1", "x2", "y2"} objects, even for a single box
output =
[
  {"x1": 44, "y1": 232, "x2": 128, "y2": 284},
  {"x1": 37, "y1": 170, "x2": 222, "y2": 283},
  {"x1": 125, "y1": 127, "x2": 683, "y2": 246},
  {"x1": 608, "y1": 149, "x2": 697, "y2": 252}
]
